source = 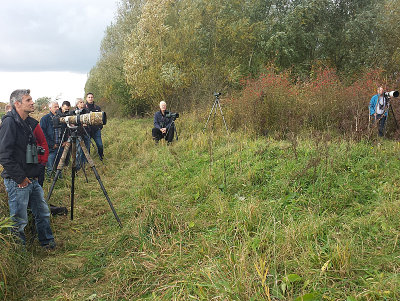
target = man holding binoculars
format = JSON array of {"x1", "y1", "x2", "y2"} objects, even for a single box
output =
[{"x1": 0, "y1": 89, "x2": 56, "y2": 250}]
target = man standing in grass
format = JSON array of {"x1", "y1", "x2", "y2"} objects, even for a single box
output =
[
  {"x1": 85, "y1": 93, "x2": 104, "y2": 160},
  {"x1": 0, "y1": 89, "x2": 56, "y2": 249},
  {"x1": 369, "y1": 86, "x2": 388, "y2": 137}
]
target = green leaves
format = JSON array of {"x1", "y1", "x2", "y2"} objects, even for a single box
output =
[{"x1": 86, "y1": 0, "x2": 390, "y2": 116}]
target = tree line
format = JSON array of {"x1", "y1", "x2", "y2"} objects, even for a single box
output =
[{"x1": 85, "y1": 0, "x2": 400, "y2": 116}]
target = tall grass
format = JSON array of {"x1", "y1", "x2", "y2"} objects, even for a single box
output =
[{"x1": 0, "y1": 114, "x2": 400, "y2": 300}]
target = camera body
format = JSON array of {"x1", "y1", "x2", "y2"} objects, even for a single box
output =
[
  {"x1": 214, "y1": 92, "x2": 221, "y2": 97},
  {"x1": 166, "y1": 111, "x2": 179, "y2": 120},
  {"x1": 53, "y1": 110, "x2": 74, "y2": 128},
  {"x1": 37, "y1": 146, "x2": 45, "y2": 155}
]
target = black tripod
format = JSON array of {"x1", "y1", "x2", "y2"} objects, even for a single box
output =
[
  {"x1": 384, "y1": 96, "x2": 399, "y2": 132},
  {"x1": 166, "y1": 119, "x2": 179, "y2": 141},
  {"x1": 50, "y1": 125, "x2": 103, "y2": 179},
  {"x1": 203, "y1": 92, "x2": 229, "y2": 134},
  {"x1": 45, "y1": 128, "x2": 122, "y2": 228}
]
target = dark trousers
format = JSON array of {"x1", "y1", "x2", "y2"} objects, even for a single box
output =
[
  {"x1": 373, "y1": 114, "x2": 387, "y2": 137},
  {"x1": 152, "y1": 124, "x2": 175, "y2": 142},
  {"x1": 90, "y1": 129, "x2": 103, "y2": 159},
  {"x1": 38, "y1": 164, "x2": 46, "y2": 187}
]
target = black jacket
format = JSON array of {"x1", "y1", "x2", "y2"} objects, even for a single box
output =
[
  {"x1": 154, "y1": 110, "x2": 173, "y2": 130},
  {"x1": 0, "y1": 109, "x2": 41, "y2": 184}
]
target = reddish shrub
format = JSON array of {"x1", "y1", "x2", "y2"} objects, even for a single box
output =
[{"x1": 229, "y1": 66, "x2": 397, "y2": 137}]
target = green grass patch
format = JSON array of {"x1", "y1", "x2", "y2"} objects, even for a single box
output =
[{"x1": 1, "y1": 116, "x2": 400, "y2": 300}]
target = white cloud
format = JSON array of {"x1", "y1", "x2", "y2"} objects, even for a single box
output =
[{"x1": 0, "y1": 71, "x2": 88, "y2": 105}]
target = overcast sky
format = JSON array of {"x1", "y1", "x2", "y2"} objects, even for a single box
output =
[{"x1": 0, "y1": 0, "x2": 119, "y2": 104}]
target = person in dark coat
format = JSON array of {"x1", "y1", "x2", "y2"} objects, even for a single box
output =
[
  {"x1": 152, "y1": 101, "x2": 175, "y2": 143},
  {"x1": 0, "y1": 89, "x2": 56, "y2": 249}
]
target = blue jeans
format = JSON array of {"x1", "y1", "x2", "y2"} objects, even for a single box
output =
[
  {"x1": 90, "y1": 129, "x2": 103, "y2": 159},
  {"x1": 4, "y1": 178, "x2": 54, "y2": 246},
  {"x1": 47, "y1": 148, "x2": 63, "y2": 176}
]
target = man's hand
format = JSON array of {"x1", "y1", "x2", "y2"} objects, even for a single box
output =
[
  {"x1": 53, "y1": 144, "x2": 58, "y2": 149},
  {"x1": 160, "y1": 128, "x2": 167, "y2": 134},
  {"x1": 62, "y1": 142, "x2": 67, "y2": 147},
  {"x1": 18, "y1": 177, "x2": 31, "y2": 188}
]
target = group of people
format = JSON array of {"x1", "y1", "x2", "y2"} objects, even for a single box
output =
[
  {"x1": 40, "y1": 93, "x2": 104, "y2": 178},
  {"x1": 0, "y1": 86, "x2": 391, "y2": 250},
  {"x1": 0, "y1": 90, "x2": 103, "y2": 250}
]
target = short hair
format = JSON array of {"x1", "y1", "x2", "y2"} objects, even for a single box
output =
[
  {"x1": 10, "y1": 89, "x2": 30, "y2": 108},
  {"x1": 49, "y1": 101, "x2": 59, "y2": 108},
  {"x1": 61, "y1": 100, "x2": 71, "y2": 107},
  {"x1": 86, "y1": 92, "x2": 94, "y2": 97},
  {"x1": 159, "y1": 101, "x2": 166, "y2": 107}
]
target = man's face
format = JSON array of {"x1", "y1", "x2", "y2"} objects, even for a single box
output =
[
  {"x1": 50, "y1": 103, "x2": 59, "y2": 114},
  {"x1": 378, "y1": 87, "x2": 384, "y2": 95},
  {"x1": 86, "y1": 94, "x2": 94, "y2": 104},
  {"x1": 160, "y1": 102, "x2": 167, "y2": 111},
  {"x1": 61, "y1": 105, "x2": 70, "y2": 113},
  {"x1": 15, "y1": 94, "x2": 34, "y2": 114}
]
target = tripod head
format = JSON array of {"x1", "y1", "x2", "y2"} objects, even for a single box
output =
[{"x1": 214, "y1": 92, "x2": 221, "y2": 98}]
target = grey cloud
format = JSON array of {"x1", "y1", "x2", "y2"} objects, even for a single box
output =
[{"x1": 0, "y1": 0, "x2": 117, "y2": 73}]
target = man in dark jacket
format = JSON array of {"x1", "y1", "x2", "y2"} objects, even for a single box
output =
[
  {"x1": 152, "y1": 101, "x2": 175, "y2": 143},
  {"x1": 40, "y1": 101, "x2": 63, "y2": 177},
  {"x1": 85, "y1": 93, "x2": 104, "y2": 160},
  {"x1": 0, "y1": 89, "x2": 55, "y2": 248}
]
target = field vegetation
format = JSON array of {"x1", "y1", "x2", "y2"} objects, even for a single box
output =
[
  {"x1": 1, "y1": 114, "x2": 400, "y2": 300},
  {"x1": 2, "y1": 0, "x2": 400, "y2": 300}
]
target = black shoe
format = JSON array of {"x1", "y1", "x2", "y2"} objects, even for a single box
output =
[
  {"x1": 50, "y1": 204, "x2": 68, "y2": 216},
  {"x1": 42, "y1": 240, "x2": 56, "y2": 250}
]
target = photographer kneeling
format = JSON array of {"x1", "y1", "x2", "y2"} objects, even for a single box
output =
[{"x1": 152, "y1": 101, "x2": 175, "y2": 144}]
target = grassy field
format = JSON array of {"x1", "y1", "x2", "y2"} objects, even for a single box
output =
[{"x1": 1, "y1": 114, "x2": 400, "y2": 300}]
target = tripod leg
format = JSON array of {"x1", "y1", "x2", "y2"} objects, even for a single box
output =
[
  {"x1": 81, "y1": 162, "x2": 89, "y2": 183},
  {"x1": 203, "y1": 101, "x2": 218, "y2": 133},
  {"x1": 50, "y1": 128, "x2": 68, "y2": 178},
  {"x1": 212, "y1": 104, "x2": 217, "y2": 131},
  {"x1": 217, "y1": 100, "x2": 229, "y2": 134},
  {"x1": 80, "y1": 140, "x2": 122, "y2": 228},
  {"x1": 70, "y1": 140, "x2": 77, "y2": 220},
  {"x1": 175, "y1": 123, "x2": 178, "y2": 140},
  {"x1": 82, "y1": 126, "x2": 104, "y2": 163},
  {"x1": 46, "y1": 141, "x2": 71, "y2": 204}
]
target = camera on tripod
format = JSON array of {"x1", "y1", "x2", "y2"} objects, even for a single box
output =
[
  {"x1": 214, "y1": 92, "x2": 221, "y2": 97},
  {"x1": 53, "y1": 111, "x2": 107, "y2": 127},
  {"x1": 166, "y1": 111, "x2": 179, "y2": 120},
  {"x1": 384, "y1": 90, "x2": 399, "y2": 98}
]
